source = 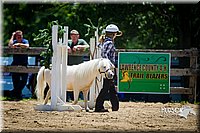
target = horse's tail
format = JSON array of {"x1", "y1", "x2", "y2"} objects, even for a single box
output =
[{"x1": 35, "y1": 66, "x2": 46, "y2": 102}]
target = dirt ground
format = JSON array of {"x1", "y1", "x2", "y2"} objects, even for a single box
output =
[{"x1": 1, "y1": 99, "x2": 199, "y2": 133}]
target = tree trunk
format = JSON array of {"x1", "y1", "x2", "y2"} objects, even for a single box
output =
[{"x1": 176, "y1": 5, "x2": 192, "y2": 49}]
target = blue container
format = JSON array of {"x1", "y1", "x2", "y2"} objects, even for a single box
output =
[{"x1": 1, "y1": 56, "x2": 36, "y2": 98}]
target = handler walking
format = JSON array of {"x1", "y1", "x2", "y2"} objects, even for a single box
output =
[{"x1": 94, "y1": 24, "x2": 122, "y2": 112}]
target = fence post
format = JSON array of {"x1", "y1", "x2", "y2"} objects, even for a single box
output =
[{"x1": 189, "y1": 54, "x2": 198, "y2": 102}]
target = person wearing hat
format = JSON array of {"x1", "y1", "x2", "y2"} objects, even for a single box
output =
[
  {"x1": 67, "y1": 29, "x2": 89, "y2": 65},
  {"x1": 94, "y1": 24, "x2": 122, "y2": 112}
]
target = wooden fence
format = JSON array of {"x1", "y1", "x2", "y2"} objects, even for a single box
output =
[
  {"x1": 1, "y1": 47, "x2": 199, "y2": 101},
  {"x1": 1, "y1": 47, "x2": 89, "y2": 73}
]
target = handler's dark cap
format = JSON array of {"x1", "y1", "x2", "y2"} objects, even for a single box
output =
[{"x1": 70, "y1": 30, "x2": 79, "y2": 35}]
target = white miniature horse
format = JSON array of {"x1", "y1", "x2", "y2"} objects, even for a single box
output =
[{"x1": 35, "y1": 58, "x2": 115, "y2": 111}]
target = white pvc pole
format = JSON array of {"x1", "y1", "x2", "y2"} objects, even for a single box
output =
[
  {"x1": 61, "y1": 26, "x2": 68, "y2": 102},
  {"x1": 96, "y1": 29, "x2": 101, "y2": 59},
  {"x1": 51, "y1": 25, "x2": 58, "y2": 109},
  {"x1": 95, "y1": 29, "x2": 98, "y2": 50},
  {"x1": 89, "y1": 38, "x2": 96, "y2": 108},
  {"x1": 35, "y1": 25, "x2": 82, "y2": 111},
  {"x1": 95, "y1": 29, "x2": 103, "y2": 94},
  {"x1": 61, "y1": 46, "x2": 67, "y2": 102},
  {"x1": 96, "y1": 44, "x2": 103, "y2": 98},
  {"x1": 56, "y1": 44, "x2": 62, "y2": 101}
]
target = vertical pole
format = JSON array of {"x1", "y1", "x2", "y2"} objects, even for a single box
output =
[
  {"x1": 61, "y1": 26, "x2": 68, "y2": 103},
  {"x1": 95, "y1": 31, "x2": 103, "y2": 94},
  {"x1": 95, "y1": 29, "x2": 103, "y2": 101},
  {"x1": 61, "y1": 46, "x2": 67, "y2": 102},
  {"x1": 51, "y1": 25, "x2": 58, "y2": 109},
  {"x1": 189, "y1": 56, "x2": 197, "y2": 102},
  {"x1": 89, "y1": 38, "x2": 96, "y2": 108},
  {"x1": 95, "y1": 28, "x2": 101, "y2": 59},
  {"x1": 95, "y1": 29, "x2": 99, "y2": 58},
  {"x1": 56, "y1": 44, "x2": 62, "y2": 101}
]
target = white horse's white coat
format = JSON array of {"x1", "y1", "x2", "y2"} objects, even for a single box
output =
[{"x1": 35, "y1": 58, "x2": 115, "y2": 111}]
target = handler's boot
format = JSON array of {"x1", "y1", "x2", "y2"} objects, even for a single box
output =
[
  {"x1": 110, "y1": 94, "x2": 119, "y2": 111},
  {"x1": 94, "y1": 108, "x2": 109, "y2": 112}
]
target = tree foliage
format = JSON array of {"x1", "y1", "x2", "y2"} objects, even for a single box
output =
[
  {"x1": 3, "y1": 3, "x2": 200, "y2": 50},
  {"x1": 134, "y1": 4, "x2": 178, "y2": 48},
  {"x1": 32, "y1": 20, "x2": 65, "y2": 68}
]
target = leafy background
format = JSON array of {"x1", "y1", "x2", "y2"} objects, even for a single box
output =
[{"x1": 3, "y1": 3, "x2": 200, "y2": 49}]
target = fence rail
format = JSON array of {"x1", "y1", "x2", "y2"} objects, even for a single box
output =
[
  {"x1": 2, "y1": 47, "x2": 89, "y2": 56},
  {"x1": 1, "y1": 47, "x2": 199, "y2": 101},
  {"x1": 1, "y1": 47, "x2": 89, "y2": 73},
  {"x1": 116, "y1": 48, "x2": 199, "y2": 57},
  {"x1": 1, "y1": 65, "x2": 40, "y2": 73},
  {"x1": 3, "y1": 47, "x2": 47, "y2": 55}
]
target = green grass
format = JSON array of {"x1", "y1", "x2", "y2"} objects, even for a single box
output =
[
  {"x1": 193, "y1": 101, "x2": 200, "y2": 105},
  {"x1": 0, "y1": 96, "x2": 34, "y2": 101},
  {"x1": 0, "y1": 96, "x2": 13, "y2": 101},
  {"x1": 180, "y1": 101, "x2": 189, "y2": 105},
  {"x1": 180, "y1": 100, "x2": 200, "y2": 105}
]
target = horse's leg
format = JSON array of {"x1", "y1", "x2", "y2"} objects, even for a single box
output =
[
  {"x1": 72, "y1": 89, "x2": 79, "y2": 105},
  {"x1": 44, "y1": 89, "x2": 50, "y2": 105},
  {"x1": 82, "y1": 90, "x2": 90, "y2": 112}
]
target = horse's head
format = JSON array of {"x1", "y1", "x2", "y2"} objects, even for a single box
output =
[{"x1": 98, "y1": 58, "x2": 115, "y2": 79}]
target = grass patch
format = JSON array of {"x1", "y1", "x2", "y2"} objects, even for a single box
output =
[
  {"x1": 0, "y1": 96, "x2": 13, "y2": 101},
  {"x1": 193, "y1": 101, "x2": 200, "y2": 105},
  {"x1": 180, "y1": 101, "x2": 189, "y2": 105},
  {"x1": 180, "y1": 100, "x2": 200, "y2": 105},
  {"x1": 0, "y1": 96, "x2": 33, "y2": 101}
]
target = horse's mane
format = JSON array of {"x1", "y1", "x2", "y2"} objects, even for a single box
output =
[{"x1": 70, "y1": 58, "x2": 100, "y2": 80}]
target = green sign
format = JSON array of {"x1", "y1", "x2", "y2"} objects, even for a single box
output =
[{"x1": 118, "y1": 52, "x2": 171, "y2": 94}]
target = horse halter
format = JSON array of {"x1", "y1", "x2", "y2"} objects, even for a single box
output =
[
  {"x1": 98, "y1": 68, "x2": 110, "y2": 74},
  {"x1": 98, "y1": 67, "x2": 114, "y2": 80}
]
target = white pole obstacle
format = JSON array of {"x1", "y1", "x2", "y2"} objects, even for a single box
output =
[
  {"x1": 51, "y1": 25, "x2": 58, "y2": 109},
  {"x1": 61, "y1": 26, "x2": 68, "y2": 102},
  {"x1": 51, "y1": 25, "x2": 65, "y2": 110},
  {"x1": 35, "y1": 25, "x2": 82, "y2": 111},
  {"x1": 88, "y1": 37, "x2": 96, "y2": 108},
  {"x1": 88, "y1": 29, "x2": 103, "y2": 109}
]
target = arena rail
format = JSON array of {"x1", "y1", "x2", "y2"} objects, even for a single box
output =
[
  {"x1": 1, "y1": 47, "x2": 199, "y2": 101},
  {"x1": 1, "y1": 47, "x2": 89, "y2": 73}
]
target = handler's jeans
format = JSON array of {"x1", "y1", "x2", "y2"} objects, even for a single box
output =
[
  {"x1": 95, "y1": 78, "x2": 119, "y2": 111},
  {"x1": 11, "y1": 72, "x2": 28, "y2": 99}
]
